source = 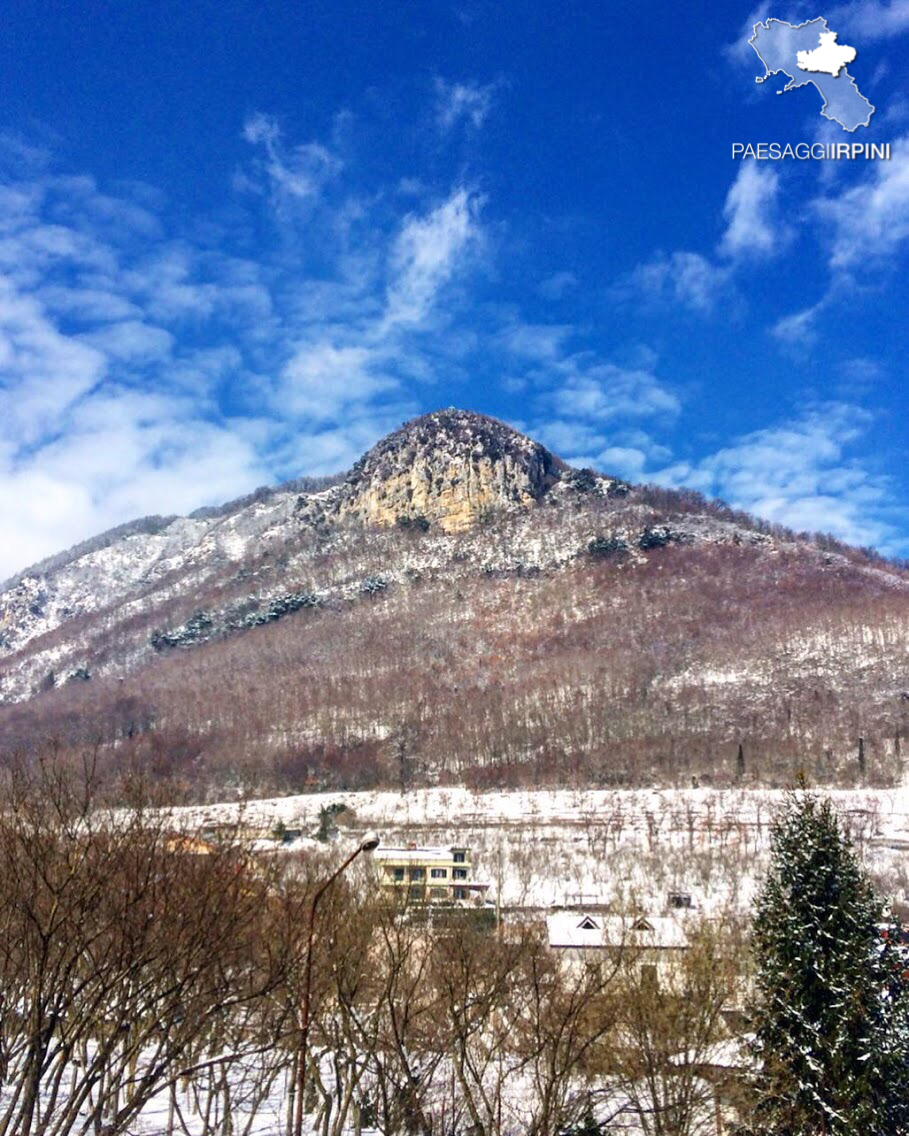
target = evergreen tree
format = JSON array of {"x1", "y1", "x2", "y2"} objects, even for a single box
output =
[{"x1": 749, "y1": 792, "x2": 909, "y2": 1135}]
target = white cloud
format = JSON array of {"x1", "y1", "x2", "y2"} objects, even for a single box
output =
[
  {"x1": 619, "y1": 165, "x2": 786, "y2": 321},
  {"x1": 37, "y1": 284, "x2": 141, "y2": 323},
  {"x1": 501, "y1": 321, "x2": 571, "y2": 360},
  {"x1": 812, "y1": 134, "x2": 909, "y2": 268},
  {"x1": 548, "y1": 361, "x2": 680, "y2": 423},
  {"x1": 532, "y1": 414, "x2": 672, "y2": 480},
  {"x1": 0, "y1": 280, "x2": 107, "y2": 446},
  {"x1": 0, "y1": 123, "x2": 490, "y2": 578},
  {"x1": 589, "y1": 445, "x2": 651, "y2": 480},
  {"x1": 122, "y1": 248, "x2": 224, "y2": 321},
  {"x1": 536, "y1": 271, "x2": 577, "y2": 300},
  {"x1": 724, "y1": 2, "x2": 772, "y2": 65},
  {"x1": 719, "y1": 163, "x2": 788, "y2": 259},
  {"x1": 838, "y1": 356, "x2": 886, "y2": 387},
  {"x1": 241, "y1": 113, "x2": 342, "y2": 206},
  {"x1": 621, "y1": 251, "x2": 732, "y2": 314},
  {"x1": 771, "y1": 300, "x2": 825, "y2": 347},
  {"x1": 82, "y1": 320, "x2": 174, "y2": 363},
  {"x1": 827, "y1": 0, "x2": 909, "y2": 39},
  {"x1": 655, "y1": 403, "x2": 899, "y2": 549},
  {"x1": 529, "y1": 349, "x2": 679, "y2": 473},
  {"x1": 279, "y1": 343, "x2": 399, "y2": 421},
  {"x1": 383, "y1": 188, "x2": 479, "y2": 328},
  {"x1": 435, "y1": 78, "x2": 498, "y2": 130},
  {"x1": 0, "y1": 384, "x2": 273, "y2": 578}
]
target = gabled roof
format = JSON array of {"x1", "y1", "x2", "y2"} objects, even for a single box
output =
[{"x1": 547, "y1": 912, "x2": 689, "y2": 950}]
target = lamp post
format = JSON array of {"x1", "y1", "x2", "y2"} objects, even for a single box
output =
[{"x1": 292, "y1": 832, "x2": 379, "y2": 1136}]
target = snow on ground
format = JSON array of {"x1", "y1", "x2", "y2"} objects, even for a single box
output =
[{"x1": 167, "y1": 786, "x2": 909, "y2": 915}]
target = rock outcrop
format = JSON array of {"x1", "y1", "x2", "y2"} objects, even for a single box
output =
[{"x1": 335, "y1": 408, "x2": 567, "y2": 532}]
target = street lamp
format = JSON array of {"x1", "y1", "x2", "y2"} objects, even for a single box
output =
[{"x1": 292, "y1": 832, "x2": 380, "y2": 1136}]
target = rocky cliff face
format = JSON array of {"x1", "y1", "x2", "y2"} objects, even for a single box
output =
[{"x1": 335, "y1": 409, "x2": 571, "y2": 532}]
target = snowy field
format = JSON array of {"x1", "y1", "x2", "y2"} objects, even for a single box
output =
[
  {"x1": 168, "y1": 786, "x2": 909, "y2": 915},
  {"x1": 14, "y1": 786, "x2": 887, "y2": 1135}
]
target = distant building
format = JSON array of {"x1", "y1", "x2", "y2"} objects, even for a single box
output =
[
  {"x1": 164, "y1": 832, "x2": 216, "y2": 856},
  {"x1": 547, "y1": 910, "x2": 691, "y2": 981},
  {"x1": 199, "y1": 820, "x2": 276, "y2": 844},
  {"x1": 547, "y1": 911, "x2": 690, "y2": 952},
  {"x1": 373, "y1": 844, "x2": 490, "y2": 905}
]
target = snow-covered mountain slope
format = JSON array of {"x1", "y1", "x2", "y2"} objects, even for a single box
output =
[
  {"x1": 0, "y1": 411, "x2": 608, "y2": 662},
  {"x1": 2, "y1": 408, "x2": 909, "y2": 793}
]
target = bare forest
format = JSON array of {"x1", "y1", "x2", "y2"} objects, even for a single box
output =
[
  {"x1": 0, "y1": 753, "x2": 750, "y2": 1136},
  {"x1": 2, "y1": 488, "x2": 908, "y2": 798}
]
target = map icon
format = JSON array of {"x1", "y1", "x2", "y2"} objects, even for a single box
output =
[{"x1": 750, "y1": 17, "x2": 875, "y2": 132}]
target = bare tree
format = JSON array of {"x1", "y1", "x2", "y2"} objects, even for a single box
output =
[
  {"x1": 0, "y1": 749, "x2": 289, "y2": 1136},
  {"x1": 612, "y1": 921, "x2": 745, "y2": 1136}
]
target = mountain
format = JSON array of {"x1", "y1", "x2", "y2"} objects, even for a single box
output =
[{"x1": 2, "y1": 407, "x2": 908, "y2": 795}]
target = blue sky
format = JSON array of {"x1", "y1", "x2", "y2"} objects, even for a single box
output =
[{"x1": 2, "y1": 0, "x2": 909, "y2": 578}]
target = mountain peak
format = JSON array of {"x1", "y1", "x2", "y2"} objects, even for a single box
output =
[{"x1": 337, "y1": 408, "x2": 568, "y2": 532}]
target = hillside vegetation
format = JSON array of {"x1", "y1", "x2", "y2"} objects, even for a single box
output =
[{"x1": 2, "y1": 410, "x2": 908, "y2": 796}]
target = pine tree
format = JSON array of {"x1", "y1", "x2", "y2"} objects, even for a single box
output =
[{"x1": 749, "y1": 791, "x2": 909, "y2": 1135}]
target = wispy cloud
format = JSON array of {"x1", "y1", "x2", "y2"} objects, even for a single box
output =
[
  {"x1": 618, "y1": 251, "x2": 732, "y2": 314},
  {"x1": 500, "y1": 321, "x2": 572, "y2": 360},
  {"x1": 719, "y1": 164, "x2": 789, "y2": 260},
  {"x1": 383, "y1": 188, "x2": 480, "y2": 328},
  {"x1": 0, "y1": 121, "x2": 486, "y2": 579},
  {"x1": 811, "y1": 133, "x2": 909, "y2": 268},
  {"x1": 827, "y1": 0, "x2": 909, "y2": 40},
  {"x1": 655, "y1": 403, "x2": 902, "y2": 550},
  {"x1": 536, "y1": 271, "x2": 577, "y2": 300},
  {"x1": 434, "y1": 78, "x2": 499, "y2": 131},
  {"x1": 770, "y1": 299, "x2": 826, "y2": 347},
  {"x1": 617, "y1": 164, "x2": 786, "y2": 317},
  {"x1": 278, "y1": 344, "x2": 400, "y2": 422},
  {"x1": 525, "y1": 343, "x2": 680, "y2": 478},
  {"x1": 724, "y1": 2, "x2": 772, "y2": 66},
  {"x1": 769, "y1": 136, "x2": 909, "y2": 348},
  {"x1": 240, "y1": 113, "x2": 342, "y2": 207},
  {"x1": 546, "y1": 361, "x2": 680, "y2": 423}
]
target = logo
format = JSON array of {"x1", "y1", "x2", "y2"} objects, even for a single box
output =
[
  {"x1": 732, "y1": 16, "x2": 890, "y2": 161},
  {"x1": 750, "y1": 17, "x2": 874, "y2": 132}
]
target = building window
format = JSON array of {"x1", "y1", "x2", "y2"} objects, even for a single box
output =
[
  {"x1": 430, "y1": 887, "x2": 446, "y2": 898},
  {"x1": 409, "y1": 886, "x2": 423, "y2": 900},
  {"x1": 668, "y1": 892, "x2": 692, "y2": 909},
  {"x1": 454, "y1": 887, "x2": 466, "y2": 900},
  {"x1": 453, "y1": 850, "x2": 466, "y2": 863},
  {"x1": 430, "y1": 868, "x2": 447, "y2": 878},
  {"x1": 392, "y1": 867, "x2": 405, "y2": 881},
  {"x1": 453, "y1": 868, "x2": 467, "y2": 880},
  {"x1": 410, "y1": 867, "x2": 425, "y2": 880}
]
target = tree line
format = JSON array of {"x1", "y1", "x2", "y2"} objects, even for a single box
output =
[{"x1": 4, "y1": 531, "x2": 909, "y2": 798}]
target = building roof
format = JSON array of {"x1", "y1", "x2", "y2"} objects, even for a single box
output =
[
  {"x1": 373, "y1": 845, "x2": 465, "y2": 862},
  {"x1": 546, "y1": 912, "x2": 690, "y2": 950}
]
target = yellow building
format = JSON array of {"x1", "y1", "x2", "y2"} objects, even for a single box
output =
[{"x1": 373, "y1": 844, "x2": 488, "y2": 905}]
